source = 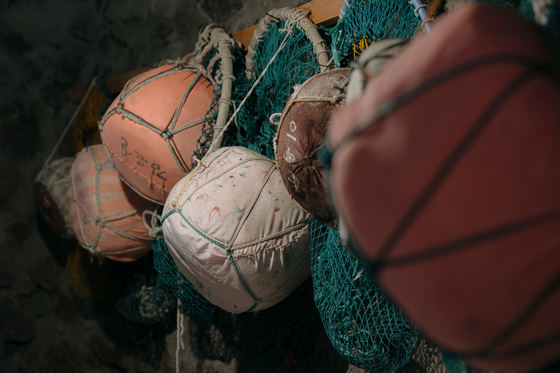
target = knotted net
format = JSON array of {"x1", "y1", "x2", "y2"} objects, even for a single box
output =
[
  {"x1": 326, "y1": 0, "x2": 420, "y2": 68},
  {"x1": 103, "y1": 251, "x2": 176, "y2": 324},
  {"x1": 215, "y1": 279, "x2": 316, "y2": 368},
  {"x1": 235, "y1": 8, "x2": 329, "y2": 159},
  {"x1": 310, "y1": 218, "x2": 418, "y2": 372},
  {"x1": 152, "y1": 237, "x2": 217, "y2": 324}
]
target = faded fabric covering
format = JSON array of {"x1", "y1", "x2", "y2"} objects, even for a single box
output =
[
  {"x1": 100, "y1": 65, "x2": 215, "y2": 204},
  {"x1": 162, "y1": 146, "x2": 311, "y2": 313},
  {"x1": 327, "y1": 5, "x2": 560, "y2": 371},
  {"x1": 68, "y1": 145, "x2": 156, "y2": 262},
  {"x1": 275, "y1": 69, "x2": 350, "y2": 229},
  {"x1": 33, "y1": 157, "x2": 75, "y2": 239}
]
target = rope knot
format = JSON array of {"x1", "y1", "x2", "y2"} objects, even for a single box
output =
[
  {"x1": 116, "y1": 103, "x2": 124, "y2": 114},
  {"x1": 142, "y1": 209, "x2": 163, "y2": 238},
  {"x1": 161, "y1": 130, "x2": 173, "y2": 140},
  {"x1": 94, "y1": 216, "x2": 107, "y2": 226}
]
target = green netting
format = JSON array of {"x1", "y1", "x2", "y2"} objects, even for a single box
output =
[
  {"x1": 192, "y1": 46, "x2": 245, "y2": 168},
  {"x1": 235, "y1": 20, "x2": 321, "y2": 159},
  {"x1": 326, "y1": 0, "x2": 420, "y2": 68},
  {"x1": 152, "y1": 237, "x2": 217, "y2": 324},
  {"x1": 215, "y1": 279, "x2": 316, "y2": 368},
  {"x1": 441, "y1": 350, "x2": 560, "y2": 373},
  {"x1": 396, "y1": 337, "x2": 446, "y2": 373},
  {"x1": 310, "y1": 218, "x2": 418, "y2": 372},
  {"x1": 103, "y1": 251, "x2": 176, "y2": 324}
]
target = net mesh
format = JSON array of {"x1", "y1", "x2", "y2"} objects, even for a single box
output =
[
  {"x1": 235, "y1": 20, "x2": 321, "y2": 159},
  {"x1": 441, "y1": 351, "x2": 560, "y2": 373},
  {"x1": 66, "y1": 243, "x2": 109, "y2": 299},
  {"x1": 396, "y1": 337, "x2": 446, "y2": 373},
  {"x1": 103, "y1": 251, "x2": 176, "y2": 324},
  {"x1": 310, "y1": 218, "x2": 418, "y2": 373},
  {"x1": 152, "y1": 237, "x2": 217, "y2": 324},
  {"x1": 215, "y1": 279, "x2": 316, "y2": 368},
  {"x1": 326, "y1": 0, "x2": 419, "y2": 68}
]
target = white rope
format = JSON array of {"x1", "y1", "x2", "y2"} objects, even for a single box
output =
[
  {"x1": 269, "y1": 113, "x2": 282, "y2": 126},
  {"x1": 175, "y1": 299, "x2": 184, "y2": 373},
  {"x1": 205, "y1": 19, "x2": 297, "y2": 157},
  {"x1": 142, "y1": 209, "x2": 163, "y2": 238}
]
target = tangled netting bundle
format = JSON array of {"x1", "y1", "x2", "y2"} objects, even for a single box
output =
[
  {"x1": 215, "y1": 279, "x2": 316, "y2": 368},
  {"x1": 310, "y1": 218, "x2": 418, "y2": 372},
  {"x1": 104, "y1": 251, "x2": 176, "y2": 324},
  {"x1": 235, "y1": 20, "x2": 321, "y2": 159},
  {"x1": 327, "y1": 0, "x2": 419, "y2": 67},
  {"x1": 152, "y1": 237, "x2": 217, "y2": 324}
]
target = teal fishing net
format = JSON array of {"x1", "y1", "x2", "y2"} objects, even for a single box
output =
[
  {"x1": 441, "y1": 350, "x2": 560, "y2": 373},
  {"x1": 103, "y1": 251, "x2": 176, "y2": 324},
  {"x1": 192, "y1": 45, "x2": 246, "y2": 168},
  {"x1": 152, "y1": 237, "x2": 217, "y2": 324},
  {"x1": 396, "y1": 337, "x2": 446, "y2": 373},
  {"x1": 310, "y1": 218, "x2": 418, "y2": 372},
  {"x1": 215, "y1": 279, "x2": 317, "y2": 368},
  {"x1": 235, "y1": 20, "x2": 322, "y2": 159},
  {"x1": 326, "y1": 0, "x2": 419, "y2": 68}
]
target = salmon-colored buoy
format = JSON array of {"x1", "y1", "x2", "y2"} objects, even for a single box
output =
[
  {"x1": 99, "y1": 65, "x2": 215, "y2": 204},
  {"x1": 68, "y1": 145, "x2": 158, "y2": 262}
]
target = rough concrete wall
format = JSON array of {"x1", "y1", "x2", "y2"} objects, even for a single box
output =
[{"x1": 0, "y1": 0, "x2": 367, "y2": 372}]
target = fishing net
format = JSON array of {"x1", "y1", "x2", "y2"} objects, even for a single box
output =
[
  {"x1": 215, "y1": 278, "x2": 316, "y2": 368},
  {"x1": 441, "y1": 351, "x2": 560, "y2": 373},
  {"x1": 326, "y1": 0, "x2": 420, "y2": 68},
  {"x1": 186, "y1": 27, "x2": 246, "y2": 167},
  {"x1": 235, "y1": 9, "x2": 328, "y2": 159},
  {"x1": 396, "y1": 337, "x2": 446, "y2": 373},
  {"x1": 66, "y1": 243, "x2": 109, "y2": 299},
  {"x1": 152, "y1": 237, "x2": 217, "y2": 324},
  {"x1": 103, "y1": 251, "x2": 176, "y2": 324},
  {"x1": 310, "y1": 218, "x2": 418, "y2": 373}
]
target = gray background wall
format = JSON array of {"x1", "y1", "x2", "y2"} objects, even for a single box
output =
[{"x1": 0, "y1": 1, "x2": 363, "y2": 372}]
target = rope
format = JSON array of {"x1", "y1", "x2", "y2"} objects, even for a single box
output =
[
  {"x1": 44, "y1": 77, "x2": 100, "y2": 168},
  {"x1": 206, "y1": 19, "x2": 297, "y2": 157},
  {"x1": 175, "y1": 299, "x2": 184, "y2": 373},
  {"x1": 142, "y1": 209, "x2": 163, "y2": 238}
]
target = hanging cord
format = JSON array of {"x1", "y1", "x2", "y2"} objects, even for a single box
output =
[
  {"x1": 207, "y1": 10, "x2": 307, "y2": 157},
  {"x1": 142, "y1": 208, "x2": 163, "y2": 238},
  {"x1": 44, "y1": 77, "x2": 100, "y2": 168},
  {"x1": 175, "y1": 299, "x2": 185, "y2": 373}
]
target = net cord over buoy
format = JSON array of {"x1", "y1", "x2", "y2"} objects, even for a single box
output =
[
  {"x1": 326, "y1": 54, "x2": 555, "y2": 361},
  {"x1": 162, "y1": 149, "x2": 308, "y2": 312},
  {"x1": 69, "y1": 146, "x2": 154, "y2": 256}
]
